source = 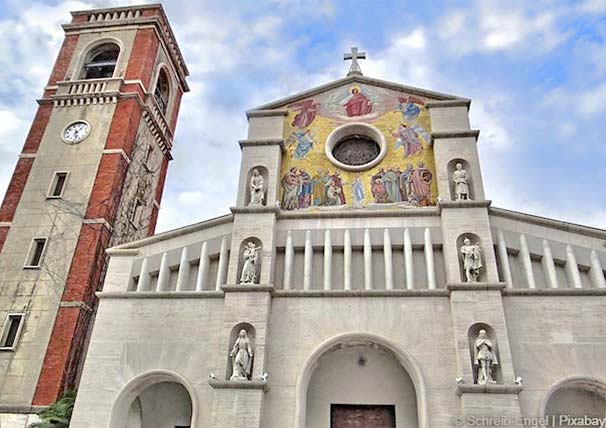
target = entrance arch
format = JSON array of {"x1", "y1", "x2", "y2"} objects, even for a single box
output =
[
  {"x1": 109, "y1": 370, "x2": 198, "y2": 428},
  {"x1": 541, "y1": 376, "x2": 606, "y2": 424},
  {"x1": 295, "y1": 332, "x2": 428, "y2": 428}
]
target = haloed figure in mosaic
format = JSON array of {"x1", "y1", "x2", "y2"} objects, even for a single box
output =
[
  {"x1": 474, "y1": 329, "x2": 498, "y2": 385},
  {"x1": 230, "y1": 329, "x2": 254, "y2": 380}
]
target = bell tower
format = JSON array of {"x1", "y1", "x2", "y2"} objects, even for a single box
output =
[{"x1": 0, "y1": 4, "x2": 188, "y2": 424}]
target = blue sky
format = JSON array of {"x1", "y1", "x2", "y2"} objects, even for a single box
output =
[{"x1": 0, "y1": 0, "x2": 604, "y2": 232}]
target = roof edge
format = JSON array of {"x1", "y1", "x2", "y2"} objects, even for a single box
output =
[{"x1": 249, "y1": 75, "x2": 469, "y2": 112}]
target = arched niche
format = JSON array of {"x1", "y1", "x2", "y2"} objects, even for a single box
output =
[
  {"x1": 447, "y1": 158, "x2": 474, "y2": 201},
  {"x1": 295, "y1": 333, "x2": 428, "y2": 428},
  {"x1": 226, "y1": 322, "x2": 256, "y2": 381},
  {"x1": 457, "y1": 233, "x2": 485, "y2": 282},
  {"x1": 244, "y1": 166, "x2": 268, "y2": 207},
  {"x1": 542, "y1": 377, "x2": 606, "y2": 425},
  {"x1": 108, "y1": 370, "x2": 198, "y2": 428},
  {"x1": 237, "y1": 237, "x2": 262, "y2": 284},
  {"x1": 468, "y1": 323, "x2": 501, "y2": 384}
]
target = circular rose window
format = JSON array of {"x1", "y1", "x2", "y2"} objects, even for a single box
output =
[{"x1": 326, "y1": 123, "x2": 387, "y2": 171}]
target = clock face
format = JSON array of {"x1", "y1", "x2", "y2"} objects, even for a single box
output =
[{"x1": 62, "y1": 121, "x2": 91, "y2": 144}]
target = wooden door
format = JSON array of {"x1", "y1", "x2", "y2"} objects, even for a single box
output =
[{"x1": 331, "y1": 404, "x2": 396, "y2": 428}]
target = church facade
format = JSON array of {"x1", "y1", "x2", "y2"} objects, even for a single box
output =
[
  {"x1": 70, "y1": 38, "x2": 606, "y2": 428},
  {"x1": 0, "y1": 4, "x2": 605, "y2": 428}
]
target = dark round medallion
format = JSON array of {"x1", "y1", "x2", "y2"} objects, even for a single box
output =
[{"x1": 331, "y1": 134, "x2": 381, "y2": 167}]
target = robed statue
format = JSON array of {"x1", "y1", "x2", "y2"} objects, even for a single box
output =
[
  {"x1": 248, "y1": 168, "x2": 265, "y2": 207},
  {"x1": 239, "y1": 242, "x2": 261, "y2": 285},
  {"x1": 474, "y1": 329, "x2": 498, "y2": 385},
  {"x1": 230, "y1": 329, "x2": 254, "y2": 381},
  {"x1": 453, "y1": 163, "x2": 471, "y2": 201}
]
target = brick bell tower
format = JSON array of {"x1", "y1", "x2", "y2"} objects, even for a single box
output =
[{"x1": 0, "y1": 4, "x2": 188, "y2": 421}]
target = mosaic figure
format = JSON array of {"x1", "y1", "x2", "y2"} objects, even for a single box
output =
[{"x1": 289, "y1": 99, "x2": 319, "y2": 129}]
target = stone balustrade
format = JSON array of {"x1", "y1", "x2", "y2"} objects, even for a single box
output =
[{"x1": 494, "y1": 229, "x2": 606, "y2": 290}]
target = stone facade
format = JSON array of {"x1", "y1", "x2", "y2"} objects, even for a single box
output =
[
  {"x1": 0, "y1": 4, "x2": 188, "y2": 426},
  {"x1": 70, "y1": 67, "x2": 606, "y2": 428}
]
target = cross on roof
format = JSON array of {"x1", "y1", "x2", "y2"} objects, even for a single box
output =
[{"x1": 344, "y1": 47, "x2": 366, "y2": 76}]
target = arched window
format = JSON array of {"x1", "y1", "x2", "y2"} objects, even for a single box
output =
[
  {"x1": 154, "y1": 69, "x2": 170, "y2": 115},
  {"x1": 82, "y1": 43, "x2": 119, "y2": 79}
]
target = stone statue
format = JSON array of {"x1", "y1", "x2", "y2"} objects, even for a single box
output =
[
  {"x1": 239, "y1": 242, "x2": 261, "y2": 284},
  {"x1": 230, "y1": 329, "x2": 254, "y2": 380},
  {"x1": 474, "y1": 329, "x2": 498, "y2": 384},
  {"x1": 453, "y1": 163, "x2": 471, "y2": 201},
  {"x1": 248, "y1": 169, "x2": 265, "y2": 207},
  {"x1": 460, "y1": 237, "x2": 482, "y2": 282}
]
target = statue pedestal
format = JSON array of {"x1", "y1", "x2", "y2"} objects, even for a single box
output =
[{"x1": 209, "y1": 379, "x2": 269, "y2": 392}]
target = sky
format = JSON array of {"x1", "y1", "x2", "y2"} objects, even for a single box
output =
[{"x1": 0, "y1": 0, "x2": 604, "y2": 233}]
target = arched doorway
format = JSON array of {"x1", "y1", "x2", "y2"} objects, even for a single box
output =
[
  {"x1": 296, "y1": 333, "x2": 426, "y2": 428},
  {"x1": 109, "y1": 370, "x2": 198, "y2": 428},
  {"x1": 543, "y1": 377, "x2": 606, "y2": 426}
]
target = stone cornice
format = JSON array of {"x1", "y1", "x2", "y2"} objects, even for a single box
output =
[
  {"x1": 246, "y1": 109, "x2": 288, "y2": 118},
  {"x1": 447, "y1": 282, "x2": 507, "y2": 292},
  {"x1": 273, "y1": 289, "x2": 450, "y2": 297},
  {"x1": 0, "y1": 405, "x2": 48, "y2": 414},
  {"x1": 502, "y1": 288, "x2": 606, "y2": 296},
  {"x1": 209, "y1": 380, "x2": 269, "y2": 392},
  {"x1": 429, "y1": 129, "x2": 480, "y2": 145},
  {"x1": 425, "y1": 99, "x2": 471, "y2": 109},
  {"x1": 97, "y1": 291, "x2": 225, "y2": 299},
  {"x1": 489, "y1": 207, "x2": 606, "y2": 240},
  {"x1": 222, "y1": 285, "x2": 275, "y2": 293},
  {"x1": 230, "y1": 206, "x2": 280, "y2": 215},
  {"x1": 277, "y1": 206, "x2": 440, "y2": 219},
  {"x1": 455, "y1": 384, "x2": 523, "y2": 396},
  {"x1": 238, "y1": 138, "x2": 285, "y2": 151},
  {"x1": 438, "y1": 200, "x2": 492, "y2": 212}
]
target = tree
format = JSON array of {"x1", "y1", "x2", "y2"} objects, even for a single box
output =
[{"x1": 29, "y1": 391, "x2": 76, "y2": 428}]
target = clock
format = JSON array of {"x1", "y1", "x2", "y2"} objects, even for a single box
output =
[{"x1": 62, "y1": 120, "x2": 91, "y2": 144}]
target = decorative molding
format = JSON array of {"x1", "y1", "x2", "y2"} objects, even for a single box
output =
[
  {"x1": 111, "y1": 214, "x2": 232, "y2": 250},
  {"x1": 222, "y1": 284, "x2": 274, "y2": 293},
  {"x1": 273, "y1": 289, "x2": 450, "y2": 297},
  {"x1": 230, "y1": 206, "x2": 280, "y2": 215},
  {"x1": 438, "y1": 200, "x2": 492, "y2": 212},
  {"x1": 105, "y1": 248, "x2": 139, "y2": 257},
  {"x1": 489, "y1": 206, "x2": 606, "y2": 240},
  {"x1": 0, "y1": 222, "x2": 11, "y2": 227},
  {"x1": 208, "y1": 380, "x2": 269, "y2": 392},
  {"x1": 102, "y1": 148, "x2": 131, "y2": 164},
  {"x1": 429, "y1": 129, "x2": 480, "y2": 145},
  {"x1": 152, "y1": 199, "x2": 161, "y2": 210},
  {"x1": 82, "y1": 218, "x2": 113, "y2": 231},
  {"x1": 238, "y1": 138, "x2": 285, "y2": 150},
  {"x1": 97, "y1": 291, "x2": 225, "y2": 299},
  {"x1": 251, "y1": 74, "x2": 466, "y2": 111},
  {"x1": 246, "y1": 109, "x2": 288, "y2": 118},
  {"x1": 503, "y1": 288, "x2": 606, "y2": 296},
  {"x1": 455, "y1": 384, "x2": 523, "y2": 396},
  {"x1": 59, "y1": 301, "x2": 94, "y2": 312},
  {"x1": 278, "y1": 206, "x2": 440, "y2": 219},
  {"x1": 19, "y1": 153, "x2": 37, "y2": 159},
  {"x1": 447, "y1": 282, "x2": 507, "y2": 292},
  {"x1": 425, "y1": 99, "x2": 471, "y2": 109}
]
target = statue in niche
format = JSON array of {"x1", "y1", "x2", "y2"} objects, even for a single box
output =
[
  {"x1": 460, "y1": 237, "x2": 482, "y2": 282},
  {"x1": 248, "y1": 169, "x2": 265, "y2": 207},
  {"x1": 453, "y1": 163, "x2": 471, "y2": 201},
  {"x1": 474, "y1": 329, "x2": 498, "y2": 385},
  {"x1": 239, "y1": 242, "x2": 261, "y2": 285},
  {"x1": 230, "y1": 329, "x2": 254, "y2": 381}
]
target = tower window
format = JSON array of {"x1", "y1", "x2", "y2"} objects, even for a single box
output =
[
  {"x1": 130, "y1": 199, "x2": 144, "y2": 226},
  {"x1": 47, "y1": 172, "x2": 68, "y2": 198},
  {"x1": 144, "y1": 145, "x2": 154, "y2": 169},
  {"x1": 154, "y1": 69, "x2": 170, "y2": 115},
  {"x1": 82, "y1": 43, "x2": 120, "y2": 79},
  {"x1": 24, "y1": 238, "x2": 48, "y2": 269},
  {"x1": 0, "y1": 314, "x2": 24, "y2": 351}
]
